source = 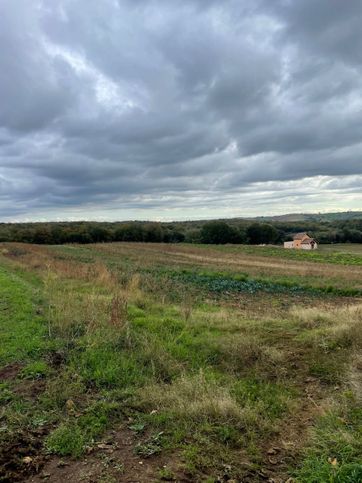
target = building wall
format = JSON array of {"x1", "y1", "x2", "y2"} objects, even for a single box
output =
[
  {"x1": 284, "y1": 241, "x2": 294, "y2": 249},
  {"x1": 301, "y1": 242, "x2": 318, "y2": 250},
  {"x1": 294, "y1": 239, "x2": 302, "y2": 248}
]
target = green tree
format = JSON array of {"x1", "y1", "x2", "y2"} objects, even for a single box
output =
[{"x1": 200, "y1": 221, "x2": 240, "y2": 244}]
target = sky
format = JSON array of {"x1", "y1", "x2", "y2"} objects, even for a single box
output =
[{"x1": 0, "y1": 0, "x2": 361, "y2": 222}]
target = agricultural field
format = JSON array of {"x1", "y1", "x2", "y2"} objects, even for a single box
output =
[{"x1": 0, "y1": 242, "x2": 361, "y2": 482}]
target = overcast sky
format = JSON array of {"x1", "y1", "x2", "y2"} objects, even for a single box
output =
[{"x1": 0, "y1": 0, "x2": 361, "y2": 221}]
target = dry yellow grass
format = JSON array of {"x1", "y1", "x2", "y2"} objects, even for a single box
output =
[
  {"x1": 140, "y1": 371, "x2": 251, "y2": 425},
  {"x1": 349, "y1": 354, "x2": 362, "y2": 402},
  {"x1": 291, "y1": 303, "x2": 362, "y2": 348}
]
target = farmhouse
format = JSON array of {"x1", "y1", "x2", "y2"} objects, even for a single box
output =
[{"x1": 284, "y1": 232, "x2": 318, "y2": 250}]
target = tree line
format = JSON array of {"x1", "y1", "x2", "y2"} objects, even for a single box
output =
[{"x1": 0, "y1": 218, "x2": 362, "y2": 245}]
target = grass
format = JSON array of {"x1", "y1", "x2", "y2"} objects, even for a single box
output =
[
  {"x1": 20, "y1": 360, "x2": 50, "y2": 379},
  {"x1": 46, "y1": 401, "x2": 119, "y2": 457},
  {"x1": 0, "y1": 241, "x2": 361, "y2": 481},
  {"x1": 295, "y1": 393, "x2": 362, "y2": 482},
  {"x1": 162, "y1": 267, "x2": 362, "y2": 297},
  {"x1": 0, "y1": 266, "x2": 48, "y2": 365},
  {"x1": 204, "y1": 242, "x2": 362, "y2": 266}
]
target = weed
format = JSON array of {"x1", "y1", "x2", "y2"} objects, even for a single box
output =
[
  {"x1": 135, "y1": 431, "x2": 164, "y2": 457},
  {"x1": 158, "y1": 466, "x2": 176, "y2": 480},
  {"x1": 109, "y1": 291, "x2": 128, "y2": 328},
  {"x1": 128, "y1": 422, "x2": 146, "y2": 433}
]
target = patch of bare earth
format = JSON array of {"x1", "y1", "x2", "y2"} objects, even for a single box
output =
[
  {"x1": 0, "y1": 363, "x2": 23, "y2": 381},
  {"x1": 0, "y1": 366, "x2": 49, "y2": 482},
  {"x1": 0, "y1": 429, "x2": 48, "y2": 483},
  {"x1": 257, "y1": 377, "x2": 327, "y2": 483},
  {"x1": 26, "y1": 426, "x2": 189, "y2": 483}
]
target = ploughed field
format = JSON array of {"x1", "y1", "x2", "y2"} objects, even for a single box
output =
[{"x1": 0, "y1": 242, "x2": 361, "y2": 482}]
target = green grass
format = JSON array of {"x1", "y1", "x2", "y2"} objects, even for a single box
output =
[
  {"x1": 295, "y1": 393, "x2": 362, "y2": 482},
  {"x1": 0, "y1": 266, "x2": 48, "y2": 365},
  {"x1": 20, "y1": 360, "x2": 50, "y2": 379},
  {"x1": 160, "y1": 268, "x2": 362, "y2": 297},
  {"x1": 202, "y1": 243, "x2": 362, "y2": 266},
  {"x1": 46, "y1": 400, "x2": 119, "y2": 457}
]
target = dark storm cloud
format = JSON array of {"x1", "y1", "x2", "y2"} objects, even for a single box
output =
[{"x1": 0, "y1": 0, "x2": 361, "y2": 220}]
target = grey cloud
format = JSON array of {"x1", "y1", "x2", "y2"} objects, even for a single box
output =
[{"x1": 0, "y1": 0, "x2": 361, "y2": 220}]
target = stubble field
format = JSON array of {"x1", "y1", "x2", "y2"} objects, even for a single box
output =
[{"x1": 0, "y1": 242, "x2": 361, "y2": 482}]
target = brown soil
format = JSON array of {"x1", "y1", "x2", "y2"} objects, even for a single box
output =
[
  {"x1": 0, "y1": 363, "x2": 23, "y2": 381},
  {"x1": 26, "y1": 426, "x2": 190, "y2": 483},
  {"x1": 257, "y1": 377, "x2": 326, "y2": 483},
  {"x1": 0, "y1": 429, "x2": 48, "y2": 483},
  {"x1": 12, "y1": 379, "x2": 46, "y2": 399}
]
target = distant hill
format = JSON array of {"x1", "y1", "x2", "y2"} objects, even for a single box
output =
[{"x1": 249, "y1": 211, "x2": 362, "y2": 223}]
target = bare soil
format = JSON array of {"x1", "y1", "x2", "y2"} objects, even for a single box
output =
[
  {"x1": 26, "y1": 426, "x2": 189, "y2": 483},
  {"x1": 0, "y1": 363, "x2": 23, "y2": 381}
]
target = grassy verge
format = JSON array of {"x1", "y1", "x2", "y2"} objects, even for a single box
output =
[{"x1": 0, "y1": 266, "x2": 48, "y2": 366}]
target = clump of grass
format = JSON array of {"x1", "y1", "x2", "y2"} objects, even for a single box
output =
[
  {"x1": 46, "y1": 284, "x2": 90, "y2": 342},
  {"x1": 349, "y1": 354, "x2": 362, "y2": 403},
  {"x1": 135, "y1": 431, "x2": 164, "y2": 457},
  {"x1": 290, "y1": 306, "x2": 336, "y2": 328},
  {"x1": 328, "y1": 311, "x2": 362, "y2": 350},
  {"x1": 89, "y1": 261, "x2": 116, "y2": 288},
  {"x1": 46, "y1": 424, "x2": 86, "y2": 458},
  {"x1": 217, "y1": 334, "x2": 285, "y2": 377},
  {"x1": 20, "y1": 360, "x2": 50, "y2": 379},
  {"x1": 0, "y1": 382, "x2": 13, "y2": 404},
  {"x1": 158, "y1": 466, "x2": 176, "y2": 481},
  {"x1": 135, "y1": 334, "x2": 183, "y2": 383},
  {"x1": 76, "y1": 344, "x2": 144, "y2": 388},
  {"x1": 231, "y1": 377, "x2": 292, "y2": 419},
  {"x1": 295, "y1": 304, "x2": 362, "y2": 351},
  {"x1": 109, "y1": 291, "x2": 128, "y2": 328},
  {"x1": 126, "y1": 273, "x2": 148, "y2": 309},
  {"x1": 140, "y1": 372, "x2": 244, "y2": 424},
  {"x1": 308, "y1": 357, "x2": 344, "y2": 385}
]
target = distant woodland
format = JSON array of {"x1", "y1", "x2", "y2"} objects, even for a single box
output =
[{"x1": 1, "y1": 214, "x2": 362, "y2": 245}]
